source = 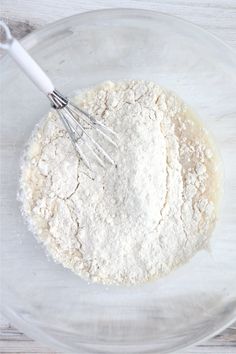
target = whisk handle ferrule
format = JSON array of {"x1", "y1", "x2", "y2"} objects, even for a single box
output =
[{"x1": 48, "y1": 90, "x2": 68, "y2": 110}]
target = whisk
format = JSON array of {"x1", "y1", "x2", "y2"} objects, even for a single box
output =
[{"x1": 0, "y1": 21, "x2": 118, "y2": 169}]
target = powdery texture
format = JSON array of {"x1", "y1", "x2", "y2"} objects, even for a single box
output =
[{"x1": 20, "y1": 80, "x2": 218, "y2": 285}]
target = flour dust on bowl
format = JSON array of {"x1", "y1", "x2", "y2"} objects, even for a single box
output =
[{"x1": 0, "y1": 9, "x2": 236, "y2": 354}]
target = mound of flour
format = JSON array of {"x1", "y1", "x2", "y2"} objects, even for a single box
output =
[{"x1": 20, "y1": 80, "x2": 218, "y2": 285}]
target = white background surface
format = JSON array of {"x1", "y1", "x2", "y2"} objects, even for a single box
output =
[{"x1": 1, "y1": 0, "x2": 236, "y2": 353}]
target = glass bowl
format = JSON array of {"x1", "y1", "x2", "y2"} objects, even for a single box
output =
[{"x1": 0, "y1": 9, "x2": 236, "y2": 354}]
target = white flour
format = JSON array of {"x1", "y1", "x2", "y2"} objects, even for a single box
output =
[{"x1": 20, "y1": 80, "x2": 219, "y2": 285}]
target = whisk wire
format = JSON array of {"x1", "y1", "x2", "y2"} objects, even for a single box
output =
[
  {"x1": 65, "y1": 106, "x2": 116, "y2": 166},
  {"x1": 48, "y1": 91, "x2": 117, "y2": 169},
  {"x1": 68, "y1": 103, "x2": 118, "y2": 147},
  {"x1": 58, "y1": 110, "x2": 92, "y2": 169}
]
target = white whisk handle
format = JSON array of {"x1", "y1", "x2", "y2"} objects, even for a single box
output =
[{"x1": 0, "y1": 20, "x2": 54, "y2": 95}]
